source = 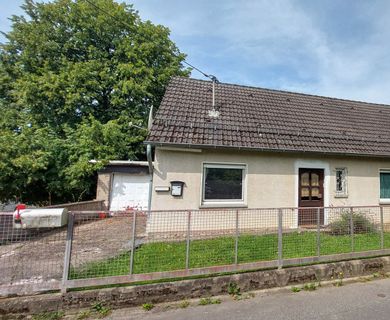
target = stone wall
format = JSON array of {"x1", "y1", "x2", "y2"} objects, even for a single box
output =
[{"x1": 1, "y1": 256, "x2": 390, "y2": 316}]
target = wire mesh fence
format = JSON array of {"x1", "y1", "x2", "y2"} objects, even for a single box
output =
[
  {"x1": 1, "y1": 206, "x2": 390, "y2": 295},
  {"x1": 0, "y1": 212, "x2": 66, "y2": 287}
]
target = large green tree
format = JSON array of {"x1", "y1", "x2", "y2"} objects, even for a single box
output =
[{"x1": 0, "y1": 0, "x2": 189, "y2": 204}]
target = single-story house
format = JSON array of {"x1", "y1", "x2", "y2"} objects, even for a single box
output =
[{"x1": 144, "y1": 76, "x2": 390, "y2": 231}]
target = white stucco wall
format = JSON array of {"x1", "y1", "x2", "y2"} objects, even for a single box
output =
[
  {"x1": 151, "y1": 147, "x2": 390, "y2": 210},
  {"x1": 147, "y1": 147, "x2": 390, "y2": 233}
]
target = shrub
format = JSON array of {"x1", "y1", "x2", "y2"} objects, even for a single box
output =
[{"x1": 328, "y1": 211, "x2": 377, "y2": 235}]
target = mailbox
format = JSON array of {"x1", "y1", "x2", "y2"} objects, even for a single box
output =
[
  {"x1": 170, "y1": 181, "x2": 184, "y2": 197},
  {"x1": 13, "y1": 208, "x2": 68, "y2": 229}
]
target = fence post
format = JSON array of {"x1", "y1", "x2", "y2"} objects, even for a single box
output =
[
  {"x1": 61, "y1": 212, "x2": 74, "y2": 293},
  {"x1": 316, "y1": 207, "x2": 321, "y2": 258},
  {"x1": 350, "y1": 207, "x2": 354, "y2": 252},
  {"x1": 129, "y1": 211, "x2": 137, "y2": 275},
  {"x1": 278, "y1": 209, "x2": 283, "y2": 269},
  {"x1": 185, "y1": 211, "x2": 191, "y2": 270},
  {"x1": 234, "y1": 210, "x2": 239, "y2": 265},
  {"x1": 380, "y1": 206, "x2": 384, "y2": 250}
]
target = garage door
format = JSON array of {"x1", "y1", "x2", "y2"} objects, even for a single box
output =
[{"x1": 109, "y1": 174, "x2": 150, "y2": 211}]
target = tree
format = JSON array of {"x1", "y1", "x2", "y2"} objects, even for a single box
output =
[{"x1": 0, "y1": 0, "x2": 189, "y2": 204}]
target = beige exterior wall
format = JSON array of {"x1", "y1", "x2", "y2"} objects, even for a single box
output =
[
  {"x1": 152, "y1": 147, "x2": 390, "y2": 210},
  {"x1": 96, "y1": 172, "x2": 111, "y2": 209},
  {"x1": 147, "y1": 147, "x2": 390, "y2": 234}
]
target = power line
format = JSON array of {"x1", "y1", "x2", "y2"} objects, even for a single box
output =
[{"x1": 83, "y1": 0, "x2": 217, "y2": 81}]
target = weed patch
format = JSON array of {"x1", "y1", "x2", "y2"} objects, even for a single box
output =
[
  {"x1": 142, "y1": 303, "x2": 155, "y2": 311},
  {"x1": 199, "y1": 297, "x2": 221, "y2": 305}
]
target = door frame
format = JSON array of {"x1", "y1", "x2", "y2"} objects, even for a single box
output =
[
  {"x1": 294, "y1": 160, "x2": 330, "y2": 227},
  {"x1": 298, "y1": 168, "x2": 324, "y2": 226},
  {"x1": 298, "y1": 168, "x2": 324, "y2": 208}
]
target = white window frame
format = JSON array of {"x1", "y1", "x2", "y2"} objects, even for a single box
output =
[
  {"x1": 201, "y1": 162, "x2": 247, "y2": 208},
  {"x1": 379, "y1": 169, "x2": 390, "y2": 204},
  {"x1": 335, "y1": 167, "x2": 348, "y2": 198}
]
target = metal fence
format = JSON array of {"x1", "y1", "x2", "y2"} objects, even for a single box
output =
[{"x1": 1, "y1": 206, "x2": 390, "y2": 296}]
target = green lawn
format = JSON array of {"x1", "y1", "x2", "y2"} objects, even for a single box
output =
[{"x1": 69, "y1": 231, "x2": 389, "y2": 279}]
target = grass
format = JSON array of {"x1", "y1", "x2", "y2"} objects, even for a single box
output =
[{"x1": 69, "y1": 231, "x2": 390, "y2": 280}]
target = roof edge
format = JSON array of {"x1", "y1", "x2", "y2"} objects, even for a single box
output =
[
  {"x1": 89, "y1": 160, "x2": 150, "y2": 167},
  {"x1": 144, "y1": 141, "x2": 390, "y2": 159}
]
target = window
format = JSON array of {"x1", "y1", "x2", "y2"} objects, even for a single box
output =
[
  {"x1": 380, "y1": 171, "x2": 390, "y2": 200},
  {"x1": 335, "y1": 168, "x2": 347, "y2": 197},
  {"x1": 202, "y1": 163, "x2": 246, "y2": 204}
]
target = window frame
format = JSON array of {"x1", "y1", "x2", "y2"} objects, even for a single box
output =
[
  {"x1": 379, "y1": 169, "x2": 390, "y2": 204},
  {"x1": 334, "y1": 167, "x2": 348, "y2": 198},
  {"x1": 201, "y1": 162, "x2": 247, "y2": 207}
]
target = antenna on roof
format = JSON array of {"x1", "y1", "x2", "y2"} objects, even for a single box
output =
[{"x1": 207, "y1": 75, "x2": 220, "y2": 118}]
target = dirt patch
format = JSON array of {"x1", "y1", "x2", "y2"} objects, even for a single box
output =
[{"x1": 0, "y1": 214, "x2": 146, "y2": 286}]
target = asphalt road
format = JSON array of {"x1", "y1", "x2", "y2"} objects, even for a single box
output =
[{"x1": 109, "y1": 278, "x2": 390, "y2": 320}]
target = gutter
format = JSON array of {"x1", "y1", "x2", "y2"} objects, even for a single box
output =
[{"x1": 143, "y1": 141, "x2": 390, "y2": 160}]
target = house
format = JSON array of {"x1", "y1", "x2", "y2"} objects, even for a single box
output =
[{"x1": 144, "y1": 77, "x2": 390, "y2": 232}]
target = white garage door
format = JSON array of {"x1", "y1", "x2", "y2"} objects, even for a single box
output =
[{"x1": 109, "y1": 174, "x2": 150, "y2": 211}]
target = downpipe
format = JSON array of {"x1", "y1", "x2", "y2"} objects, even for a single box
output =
[{"x1": 146, "y1": 144, "x2": 153, "y2": 217}]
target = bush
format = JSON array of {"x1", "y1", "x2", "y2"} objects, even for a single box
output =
[{"x1": 329, "y1": 211, "x2": 377, "y2": 235}]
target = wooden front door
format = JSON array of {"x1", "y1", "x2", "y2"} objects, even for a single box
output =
[{"x1": 298, "y1": 168, "x2": 324, "y2": 226}]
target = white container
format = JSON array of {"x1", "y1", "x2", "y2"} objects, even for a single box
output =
[{"x1": 13, "y1": 208, "x2": 68, "y2": 229}]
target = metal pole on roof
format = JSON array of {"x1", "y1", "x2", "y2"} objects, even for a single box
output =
[
  {"x1": 208, "y1": 75, "x2": 219, "y2": 111},
  {"x1": 212, "y1": 80, "x2": 215, "y2": 109}
]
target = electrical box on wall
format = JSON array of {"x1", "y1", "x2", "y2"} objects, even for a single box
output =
[{"x1": 170, "y1": 181, "x2": 184, "y2": 197}]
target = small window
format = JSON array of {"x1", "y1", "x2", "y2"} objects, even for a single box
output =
[
  {"x1": 380, "y1": 171, "x2": 390, "y2": 200},
  {"x1": 335, "y1": 168, "x2": 347, "y2": 197},
  {"x1": 202, "y1": 164, "x2": 245, "y2": 203}
]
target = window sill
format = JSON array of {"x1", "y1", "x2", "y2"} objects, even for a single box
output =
[
  {"x1": 379, "y1": 199, "x2": 390, "y2": 205},
  {"x1": 334, "y1": 194, "x2": 348, "y2": 198},
  {"x1": 200, "y1": 203, "x2": 248, "y2": 209}
]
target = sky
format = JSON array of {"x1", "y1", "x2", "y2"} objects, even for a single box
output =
[{"x1": 1, "y1": 0, "x2": 390, "y2": 104}]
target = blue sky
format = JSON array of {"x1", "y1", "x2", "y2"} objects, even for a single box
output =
[{"x1": 1, "y1": 0, "x2": 390, "y2": 104}]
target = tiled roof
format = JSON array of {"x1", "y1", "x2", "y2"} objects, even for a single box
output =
[{"x1": 146, "y1": 77, "x2": 390, "y2": 157}]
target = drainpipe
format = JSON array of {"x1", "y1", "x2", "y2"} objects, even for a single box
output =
[
  {"x1": 146, "y1": 106, "x2": 154, "y2": 216},
  {"x1": 146, "y1": 143, "x2": 153, "y2": 216}
]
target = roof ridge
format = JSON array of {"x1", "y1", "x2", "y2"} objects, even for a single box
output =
[{"x1": 172, "y1": 76, "x2": 390, "y2": 108}]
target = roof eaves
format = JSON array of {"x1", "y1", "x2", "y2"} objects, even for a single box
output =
[{"x1": 144, "y1": 141, "x2": 390, "y2": 159}]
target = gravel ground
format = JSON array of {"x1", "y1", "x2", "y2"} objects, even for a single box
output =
[{"x1": 0, "y1": 215, "x2": 146, "y2": 285}]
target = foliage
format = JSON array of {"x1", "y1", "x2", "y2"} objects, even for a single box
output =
[
  {"x1": 178, "y1": 300, "x2": 190, "y2": 308},
  {"x1": 91, "y1": 301, "x2": 111, "y2": 317},
  {"x1": 302, "y1": 283, "x2": 317, "y2": 291},
  {"x1": 76, "y1": 310, "x2": 92, "y2": 320},
  {"x1": 0, "y1": 0, "x2": 189, "y2": 204},
  {"x1": 142, "y1": 303, "x2": 154, "y2": 311},
  {"x1": 199, "y1": 297, "x2": 221, "y2": 305},
  {"x1": 328, "y1": 211, "x2": 377, "y2": 235},
  {"x1": 291, "y1": 286, "x2": 301, "y2": 292},
  {"x1": 32, "y1": 311, "x2": 65, "y2": 320},
  {"x1": 227, "y1": 282, "x2": 241, "y2": 297}
]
